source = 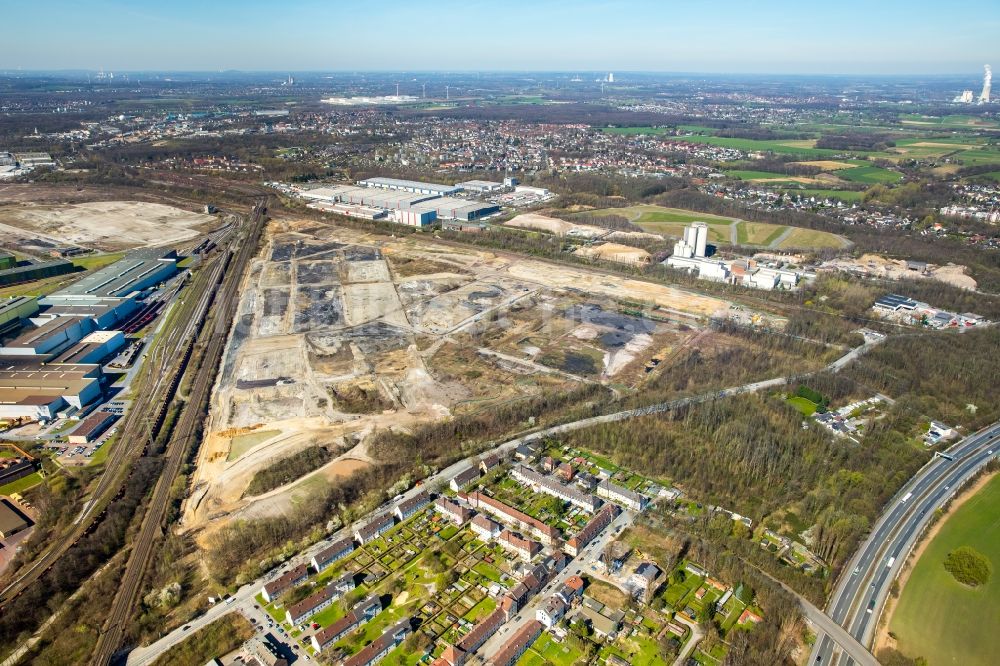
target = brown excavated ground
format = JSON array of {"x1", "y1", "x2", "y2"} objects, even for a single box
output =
[
  {"x1": 184, "y1": 215, "x2": 767, "y2": 537},
  {"x1": 874, "y1": 471, "x2": 998, "y2": 655}
]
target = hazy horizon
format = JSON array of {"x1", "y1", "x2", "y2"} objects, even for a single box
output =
[{"x1": 2, "y1": 0, "x2": 997, "y2": 76}]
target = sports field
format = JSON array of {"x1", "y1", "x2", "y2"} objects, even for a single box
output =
[
  {"x1": 578, "y1": 204, "x2": 736, "y2": 241},
  {"x1": 888, "y1": 474, "x2": 1000, "y2": 666}
]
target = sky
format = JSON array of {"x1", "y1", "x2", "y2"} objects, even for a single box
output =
[{"x1": 2, "y1": 0, "x2": 997, "y2": 75}]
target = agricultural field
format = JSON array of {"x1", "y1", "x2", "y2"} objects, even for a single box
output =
[
  {"x1": 887, "y1": 474, "x2": 1000, "y2": 666},
  {"x1": 834, "y1": 165, "x2": 902, "y2": 184},
  {"x1": 779, "y1": 188, "x2": 865, "y2": 203},
  {"x1": 898, "y1": 114, "x2": 1000, "y2": 129},
  {"x1": 661, "y1": 134, "x2": 844, "y2": 157}
]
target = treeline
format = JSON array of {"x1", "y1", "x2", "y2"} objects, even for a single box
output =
[
  {"x1": 638, "y1": 515, "x2": 808, "y2": 664},
  {"x1": 207, "y1": 462, "x2": 407, "y2": 585},
  {"x1": 0, "y1": 457, "x2": 163, "y2": 655},
  {"x1": 563, "y1": 392, "x2": 927, "y2": 573},
  {"x1": 244, "y1": 446, "x2": 334, "y2": 497},
  {"x1": 368, "y1": 383, "x2": 611, "y2": 467},
  {"x1": 844, "y1": 326, "x2": 1000, "y2": 428},
  {"x1": 816, "y1": 133, "x2": 896, "y2": 151}
]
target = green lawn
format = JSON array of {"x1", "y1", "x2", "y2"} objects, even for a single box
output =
[
  {"x1": 227, "y1": 429, "x2": 280, "y2": 461},
  {"x1": 835, "y1": 165, "x2": 902, "y2": 184},
  {"x1": 71, "y1": 252, "x2": 124, "y2": 271},
  {"x1": 779, "y1": 188, "x2": 865, "y2": 203},
  {"x1": 889, "y1": 474, "x2": 1000, "y2": 666},
  {"x1": 787, "y1": 396, "x2": 818, "y2": 416},
  {"x1": 0, "y1": 471, "x2": 43, "y2": 495},
  {"x1": 576, "y1": 205, "x2": 734, "y2": 241}
]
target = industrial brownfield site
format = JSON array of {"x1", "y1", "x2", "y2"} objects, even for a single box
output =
[
  {"x1": 3, "y1": 14, "x2": 1000, "y2": 664},
  {"x1": 184, "y1": 214, "x2": 751, "y2": 534}
]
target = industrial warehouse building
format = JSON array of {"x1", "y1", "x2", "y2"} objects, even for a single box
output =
[
  {"x1": 0, "y1": 259, "x2": 74, "y2": 287},
  {"x1": 0, "y1": 297, "x2": 39, "y2": 334},
  {"x1": 48, "y1": 247, "x2": 178, "y2": 300},
  {"x1": 299, "y1": 181, "x2": 500, "y2": 225},
  {"x1": 0, "y1": 361, "x2": 103, "y2": 421},
  {"x1": 31, "y1": 296, "x2": 140, "y2": 330},
  {"x1": 0, "y1": 316, "x2": 96, "y2": 357},
  {"x1": 358, "y1": 177, "x2": 462, "y2": 196},
  {"x1": 68, "y1": 410, "x2": 117, "y2": 444}
]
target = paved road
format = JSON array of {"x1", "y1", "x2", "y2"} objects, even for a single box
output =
[
  {"x1": 810, "y1": 422, "x2": 1000, "y2": 665},
  {"x1": 127, "y1": 338, "x2": 878, "y2": 665}
]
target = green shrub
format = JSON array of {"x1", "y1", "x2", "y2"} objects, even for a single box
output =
[{"x1": 943, "y1": 546, "x2": 992, "y2": 587}]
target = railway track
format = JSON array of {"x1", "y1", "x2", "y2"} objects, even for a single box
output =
[
  {"x1": 0, "y1": 246, "x2": 230, "y2": 607},
  {"x1": 90, "y1": 200, "x2": 267, "y2": 666}
]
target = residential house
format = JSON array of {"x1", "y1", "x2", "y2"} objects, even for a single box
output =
[
  {"x1": 565, "y1": 504, "x2": 619, "y2": 556},
  {"x1": 498, "y1": 529, "x2": 541, "y2": 561},
  {"x1": 627, "y1": 562, "x2": 662, "y2": 602},
  {"x1": 434, "y1": 496, "x2": 473, "y2": 525},
  {"x1": 536, "y1": 595, "x2": 567, "y2": 628},
  {"x1": 470, "y1": 514, "x2": 502, "y2": 541},
  {"x1": 596, "y1": 479, "x2": 648, "y2": 511},
  {"x1": 463, "y1": 491, "x2": 559, "y2": 544},
  {"x1": 342, "y1": 619, "x2": 410, "y2": 666},
  {"x1": 310, "y1": 596, "x2": 383, "y2": 653},
  {"x1": 311, "y1": 537, "x2": 355, "y2": 572},
  {"x1": 393, "y1": 491, "x2": 430, "y2": 521},
  {"x1": 261, "y1": 564, "x2": 309, "y2": 604},
  {"x1": 354, "y1": 514, "x2": 394, "y2": 545},
  {"x1": 450, "y1": 466, "x2": 480, "y2": 491},
  {"x1": 285, "y1": 573, "x2": 355, "y2": 625},
  {"x1": 487, "y1": 620, "x2": 543, "y2": 666}
]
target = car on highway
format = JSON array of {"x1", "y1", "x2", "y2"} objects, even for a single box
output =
[{"x1": 866, "y1": 598, "x2": 876, "y2": 613}]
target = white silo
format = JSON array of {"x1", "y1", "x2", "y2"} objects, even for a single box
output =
[{"x1": 693, "y1": 222, "x2": 708, "y2": 257}]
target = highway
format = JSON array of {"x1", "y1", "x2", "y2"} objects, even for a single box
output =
[
  {"x1": 810, "y1": 422, "x2": 1000, "y2": 665},
  {"x1": 91, "y1": 201, "x2": 268, "y2": 666}
]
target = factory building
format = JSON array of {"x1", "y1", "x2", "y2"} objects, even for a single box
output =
[
  {"x1": 357, "y1": 177, "x2": 462, "y2": 196},
  {"x1": 0, "y1": 361, "x2": 103, "y2": 421},
  {"x1": 665, "y1": 223, "x2": 803, "y2": 291},
  {"x1": 49, "y1": 248, "x2": 177, "y2": 301},
  {"x1": 0, "y1": 252, "x2": 15, "y2": 271},
  {"x1": 0, "y1": 259, "x2": 74, "y2": 287},
  {"x1": 298, "y1": 181, "x2": 499, "y2": 225},
  {"x1": 32, "y1": 296, "x2": 140, "y2": 330},
  {"x1": 457, "y1": 180, "x2": 505, "y2": 194},
  {"x1": 0, "y1": 297, "x2": 39, "y2": 334},
  {"x1": 68, "y1": 410, "x2": 118, "y2": 444},
  {"x1": 52, "y1": 330, "x2": 126, "y2": 365},
  {"x1": 0, "y1": 316, "x2": 96, "y2": 357}
]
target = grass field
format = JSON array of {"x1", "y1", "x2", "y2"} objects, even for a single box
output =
[
  {"x1": 0, "y1": 471, "x2": 42, "y2": 496},
  {"x1": 889, "y1": 474, "x2": 1000, "y2": 666},
  {"x1": 737, "y1": 222, "x2": 786, "y2": 246},
  {"x1": 71, "y1": 252, "x2": 125, "y2": 271},
  {"x1": 662, "y1": 135, "x2": 844, "y2": 157},
  {"x1": 786, "y1": 396, "x2": 818, "y2": 416},
  {"x1": 779, "y1": 188, "x2": 865, "y2": 203},
  {"x1": 579, "y1": 204, "x2": 846, "y2": 249},
  {"x1": 725, "y1": 170, "x2": 817, "y2": 185},
  {"x1": 578, "y1": 205, "x2": 735, "y2": 241},
  {"x1": 777, "y1": 227, "x2": 847, "y2": 250},
  {"x1": 835, "y1": 165, "x2": 902, "y2": 184},
  {"x1": 227, "y1": 429, "x2": 281, "y2": 461}
]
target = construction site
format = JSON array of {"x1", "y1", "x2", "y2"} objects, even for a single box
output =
[
  {"x1": 185, "y1": 216, "x2": 760, "y2": 532},
  {"x1": 0, "y1": 200, "x2": 216, "y2": 252}
]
